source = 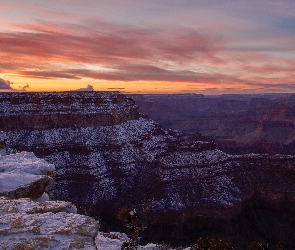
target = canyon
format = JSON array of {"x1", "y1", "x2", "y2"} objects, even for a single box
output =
[
  {"x1": 0, "y1": 92, "x2": 295, "y2": 249},
  {"x1": 0, "y1": 147, "x2": 156, "y2": 249},
  {"x1": 130, "y1": 93, "x2": 295, "y2": 156}
]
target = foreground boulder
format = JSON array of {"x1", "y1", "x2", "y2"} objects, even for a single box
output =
[
  {"x1": 0, "y1": 197, "x2": 99, "y2": 249},
  {"x1": 0, "y1": 151, "x2": 54, "y2": 199},
  {"x1": 0, "y1": 152, "x2": 99, "y2": 249}
]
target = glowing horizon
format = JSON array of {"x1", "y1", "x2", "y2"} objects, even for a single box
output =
[{"x1": 0, "y1": 0, "x2": 294, "y2": 94}]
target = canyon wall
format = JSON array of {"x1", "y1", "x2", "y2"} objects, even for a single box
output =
[
  {"x1": 1, "y1": 92, "x2": 295, "y2": 248},
  {"x1": 0, "y1": 92, "x2": 139, "y2": 131},
  {"x1": 130, "y1": 93, "x2": 295, "y2": 156}
]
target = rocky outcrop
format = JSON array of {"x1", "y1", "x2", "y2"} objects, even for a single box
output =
[
  {"x1": 0, "y1": 197, "x2": 99, "y2": 250},
  {"x1": 0, "y1": 150, "x2": 163, "y2": 249},
  {"x1": 0, "y1": 151, "x2": 55, "y2": 199},
  {"x1": 0, "y1": 92, "x2": 139, "y2": 131},
  {"x1": 0, "y1": 152, "x2": 101, "y2": 249},
  {"x1": 1, "y1": 92, "x2": 295, "y2": 248},
  {"x1": 0, "y1": 196, "x2": 77, "y2": 214}
]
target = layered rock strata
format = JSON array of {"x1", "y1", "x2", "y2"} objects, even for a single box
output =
[
  {"x1": 130, "y1": 93, "x2": 295, "y2": 156},
  {"x1": 1, "y1": 92, "x2": 295, "y2": 248},
  {"x1": 0, "y1": 91, "x2": 139, "y2": 131}
]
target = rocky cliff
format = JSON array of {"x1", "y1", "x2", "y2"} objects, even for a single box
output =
[
  {"x1": 0, "y1": 92, "x2": 139, "y2": 131},
  {"x1": 130, "y1": 93, "x2": 295, "y2": 156},
  {"x1": 0, "y1": 151, "x2": 99, "y2": 249},
  {"x1": 0, "y1": 150, "x2": 158, "y2": 249},
  {"x1": 1, "y1": 92, "x2": 295, "y2": 248}
]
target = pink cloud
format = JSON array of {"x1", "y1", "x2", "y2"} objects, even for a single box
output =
[
  {"x1": 0, "y1": 21, "x2": 223, "y2": 65},
  {"x1": 0, "y1": 19, "x2": 294, "y2": 93}
]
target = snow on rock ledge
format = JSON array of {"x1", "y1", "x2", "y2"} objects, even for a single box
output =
[
  {"x1": 0, "y1": 196, "x2": 77, "y2": 214},
  {"x1": 0, "y1": 197, "x2": 98, "y2": 249},
  {"x1": 0, "y1": 151, "x2": 55, "y2": 199},
  {"x1": 0, "y1": 211, "x2": 99, "y2": 248},
  {"x1": 0, "y1": 151, "x2": 100, "y2": 249}
]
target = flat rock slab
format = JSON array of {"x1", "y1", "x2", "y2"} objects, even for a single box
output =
[
  {"x1": 0, "y1": 197, "x2": 99, "y2": 249},
  {"x1": 0, "y1": 196, "x2": 77, "y2": 214}
]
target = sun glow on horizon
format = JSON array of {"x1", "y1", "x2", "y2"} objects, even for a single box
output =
[{"x1": 0, "y1": 1, "x2": 294, "y2": 94}]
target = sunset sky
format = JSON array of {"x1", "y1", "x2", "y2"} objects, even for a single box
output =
[{"x1": 0, "y1": 0, "x2": 294, "y2": 94}]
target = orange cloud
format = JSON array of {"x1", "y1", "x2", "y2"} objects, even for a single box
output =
[{"x1": 0, "y1": 20, "x2": 294, "y2": 93}]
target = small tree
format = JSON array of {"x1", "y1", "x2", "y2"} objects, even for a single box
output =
[
  {"x1": 0, "y1": 141, "x2": 5, "y2": 150},
  {"x1": 117, "y1": 207, "x2": 140, "y2": 250}
]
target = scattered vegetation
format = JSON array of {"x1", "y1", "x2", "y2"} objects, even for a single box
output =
[
  {"x1": 117, "y1": 207, "x2": 140, "y2": 250},
  {"x1": 246, "y1": 241, "x2": 287, "y2": 250},
  {"x1": 73, "y1": 205, "x2": 290, "y2": 250},
  {"x1": 152, "y1": 237, "x2": 287, "y2": 250},
  {"x1": 273, "y1": 242, "x2": 287, "y2": 250},
  {"x1": 0, "y1": 140, "x2": 6, "y2": 150},
  {"x1": 246, "y1": 242, "x2": 269, "y2": 250},
  {"x1": 191, "y1": 236, "x2": 234, "y2": 250},
  {"x1": 116, "y1": 208, "x2": 288, "y2": 250}
]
